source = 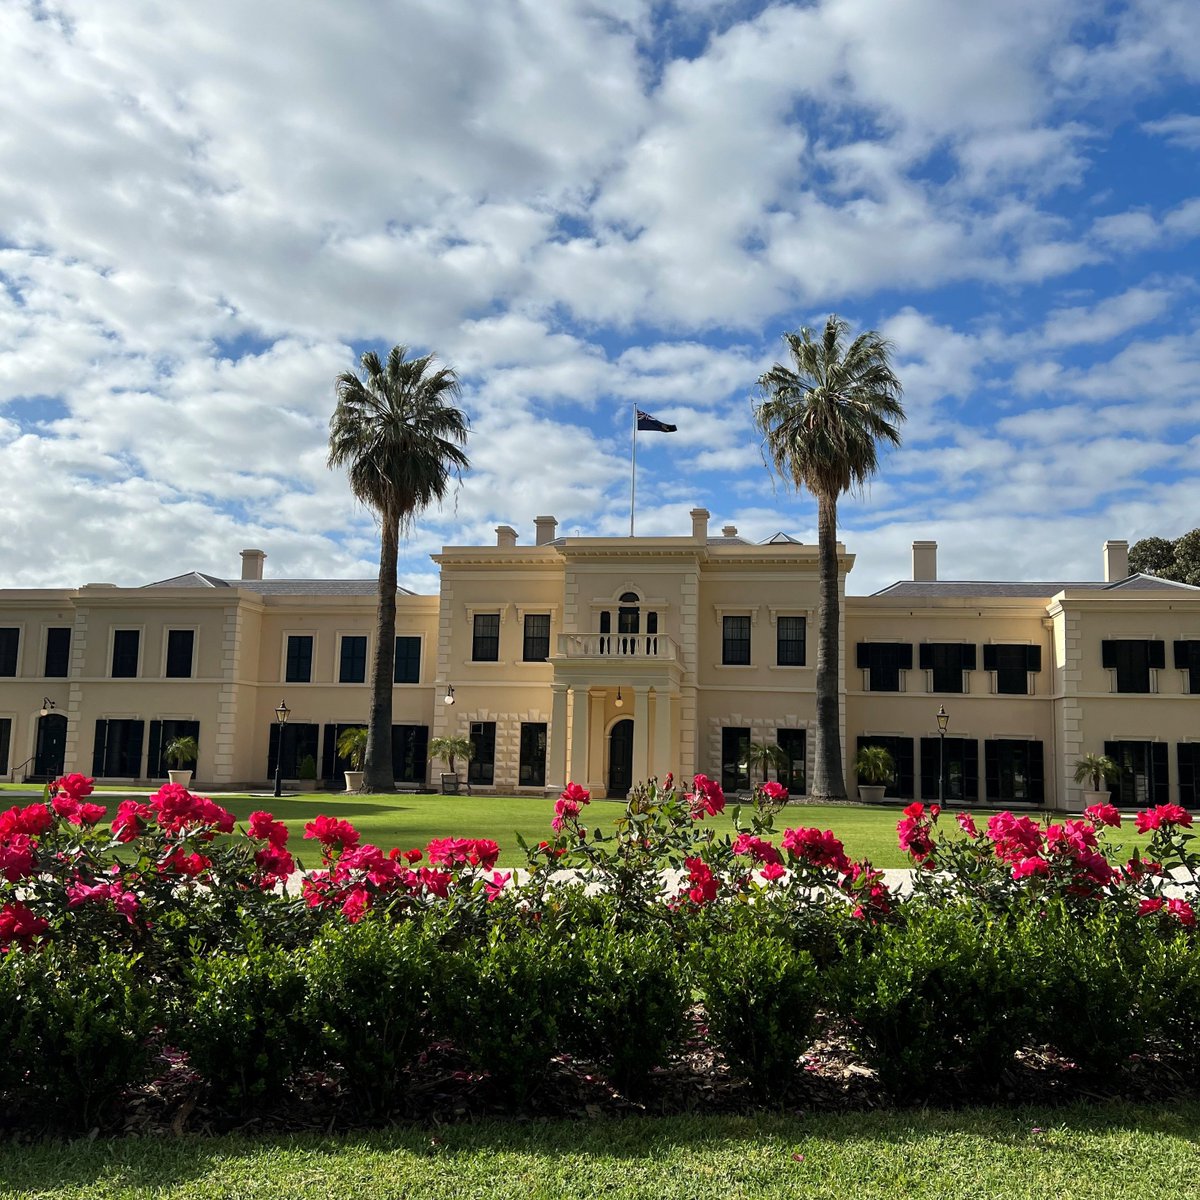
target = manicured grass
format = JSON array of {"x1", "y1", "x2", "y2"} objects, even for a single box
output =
[
  {"x1": 0, "y1": 784, "x2": 1156, "y2": 868},
  {"x1": 0, "y1": 1103, "x2": 1197, "y2": 1199}
]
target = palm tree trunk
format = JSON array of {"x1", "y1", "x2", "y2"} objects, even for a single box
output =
[
  {"x1": 364, "y1": 517, "x2": 398, "y2": 792},
  {"x1": 811, "y1": 494, "x2": 846, "y2": 801}
]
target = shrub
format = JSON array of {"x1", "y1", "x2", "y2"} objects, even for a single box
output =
[
  {"x1": 432, "y1": 924, "x2": 570, "y2": 1103},
  {"x1": 698, "y1": 925, "x2": 822, "y2": 1100},
  {"x1": 1017, "y1": 903, "x2": 1148, "y2": 1077},
  {"x1": 561, "y1": 924, "x2": 689, "y2": 1097},
  {"x1": 841, "y1": 903, "x2": 1032, "y2": 1102},
  {"x1": 305, "y1": 918, "x2": 437, "y2": 1115},
  {"x1": 1140, "y1": 930, "x2": 1200, "y2": 1073},
  {"x1": 173, "y1": 941, "x2": 311, "y2": 1116},
  {"x1": 0, "y1": 944, "x2": 155, "y2": 1131}
]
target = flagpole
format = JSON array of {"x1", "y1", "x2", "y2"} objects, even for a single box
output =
[{"x1": 629, "y1": 402, "x2": 637, "y2": 536}]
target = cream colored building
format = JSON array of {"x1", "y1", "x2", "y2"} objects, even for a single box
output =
[{"x1": 1, "y1": 512, "x2": 1197, "y2": 811}]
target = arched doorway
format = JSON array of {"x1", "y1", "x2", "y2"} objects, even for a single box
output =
[
  {"x1": 608, "y1": 718, "x2": 634, "y2": 798},
  {"x1": 34, "y1": 712, "x2": 67, "y2": 780}
]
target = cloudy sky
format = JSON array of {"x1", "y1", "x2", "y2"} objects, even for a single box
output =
[{"x1": 2, "y1": 0, "x2": 1198, "y2": 596}]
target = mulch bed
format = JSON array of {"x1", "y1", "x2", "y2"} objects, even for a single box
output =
[{"x1": 80, "y1": 1011, "x2": 1198, "y2": 1140}]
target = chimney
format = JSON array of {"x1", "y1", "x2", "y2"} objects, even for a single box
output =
[
  {"x1": 534, "y1": 515, "x2": 558, "y2": 546},
  {"x1": 691, "y1": 508, "x2": 710, "y2": 542},
  {"x1": 496, "y1": 525, "x2": 517, "y2": 549},
  {"x1": 912, "y1": 540, "x2": 937, "y2": 582},
  {"x1": 1104, "y1": 539, "x2": 1129, "y2": 582},
  {"x1": 240, "y1": 549, "x2": 266, "y2": 581},
  {"x1": 721, "y1": 524, "x2": 738, "y2": 538}
]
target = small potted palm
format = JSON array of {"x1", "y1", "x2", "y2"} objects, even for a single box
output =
[
  {"x1": 853, "y1": 745, "x2": 895, "y2": 804},
  {"x1": 1074, "y1": 753, "x2": 1120, "y2": 805},
  {"x1": 294, "y1": 753, "x2": 319, "y2": 792},
  {"x1": 429, "y1": 734, "x2": 474, "y2": 794},
  {"x1": 164, "y1": 735, "x2": 199, "y2": 789},
  {"x1": 337, "y1": 726, "x2": 368, "y2": 793}
]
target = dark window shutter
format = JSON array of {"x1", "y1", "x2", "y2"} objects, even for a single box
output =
[
  {"x1": 898, "y1": 645, "x2": 913, "y2": 671},
  {"x1": 1148, "y1": 640, "x2": 1166, "y2": 670},
  {"x1": 128, "y1": 723, "x2": 145, "y2": 778},
  {"x1": 414, "y1": 725, "x2": 429, "y2": 784},
  {"x1": 1152, "y1": 743, "x2": 1169, "y2": 805},
  {"x1": 856, "y1": 643, "x2": 870, "y2": 669},
  {"x1": 267, "y1": 724, "x2": 281, "y2": 777},
  {"x1": 321, "y1": 724, "x2": 336, "y2": 782},
  {"x1": 896, "y1": 738, "x2": 915, "y2": 798},
  {"x1": 1103, "y1": 741, "x2": 1119, "y2": 798},
  {"x1": 963, "y1": 739, "x2": 979, "y2": 801},
  {"x1": 148, "y1": 720, "x2": 163, "y2": 778},
  {"x1": 92, "y1": 719, "x2": 108, "y2": 777},
  {"x1": 919, "y1": 644, "x2": 934, "y2": 670},
  {"x1": 1028, "y1": 742, "x2": 1044, "y2": 803},
  {"x1": 1177, "y1": 744, "x2": 1197, "y2": 809},
  {"x1": 982, "y1": 644, "x2": 997, "y2": 671},
  {"x1": 1176, "y1": 641, "x2": 1191, "y2": 669},
  {"x1": 984, "y1": 741, "x2": 999, "y2": 802},
  {"x1": 1101, "y1": 640, "x2": 1117, "y2": 669},
  {"x1": 962, "y1": 645, "x2": 977, "y2": 671},
  {"x1": 919, "y1": 738, "x2": 938, "y2": 799},
  {"x1": 1027, "y1": 645, "x2": 1041, "y2": 673}
]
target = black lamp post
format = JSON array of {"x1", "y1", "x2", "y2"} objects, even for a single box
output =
[
  {"x1": 273, "y1": 698, "x2": 290, "y2": 799},
  {"x1": 936, "y1": 705, "x2": 949, "y2": 806}
]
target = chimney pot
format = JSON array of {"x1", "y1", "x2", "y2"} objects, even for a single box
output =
[
  {"x1": 534, "y1": 515, "x2": 558, "y2": 546},
  {"x1": 691, "y1": 508, "x2": 710, "y2": 542},
  {"x1": 1103, "y1": 539, "x2": 1129, "y2": 582},
  {"x1": 496, "y1": 525, "x2": 517, "y2": 549},
  {"x1": 240, "y1": 549, "x2": 266, "y2": 581},
  {"x1": 912, "y1": 541, "x2": 937, "y2": 582},
  {"x1": 721, "y1": 525, "x2": 738, "y2": 537}
]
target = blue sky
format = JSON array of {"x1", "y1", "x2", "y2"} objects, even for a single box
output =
[{"x1": 1, "y1": 0, "x2": 1198, "y2": 595}]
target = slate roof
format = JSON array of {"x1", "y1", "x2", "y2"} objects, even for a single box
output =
[
  {"x1": 143, "y1": 574, "x2": 414, "y2": 596},
  {"x1": 871, "y1": 573, "x2": 1200, "y2": 599}
]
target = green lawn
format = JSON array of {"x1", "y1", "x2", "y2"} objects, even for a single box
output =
[
  {"x1": 0, "y1": 784, "x2": 1156, "y2": 868},
  {"x1": 0, "y1": 1103, "x2": 1196, "y2": 1199}
]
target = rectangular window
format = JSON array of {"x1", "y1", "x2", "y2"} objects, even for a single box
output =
[
  {"x1": 111, "y1": 630, "x2": 140, "y2": 678},
  {"x1": 268, "y1": 722, "x2": 320, "y2": 780},
  {"x1": 339, "y1": 635, "x2": 367, "y2": 683},
  {"x1": 523, "y1": 614, "x2": 551, "y2": 662},
  {"x1": 394, "y1": 636, "x2": 421, "y2": 684},
  {"x1": 920, "y1": 736, "x2": 979, "y2": 802},
  {"x1": 856, "y1": 735, "x2": 915, "y2": 798},
  {"x1": 147, "y1": 719, "x2": 200, "y2": 777},
  {"x1": 1102, "y1": 639, "x2": 1164, "y2": 693},
  {"x1": 0, "y1": 628, "x2": 19, "y2": 676},
  {"x1": 776, "y1": 728, "x2": 806, "y2": 794},
  {"x1": 468, "y1": 721, "x2": 496, "y2": 785},
  {"x1": 91, "y1": 718, "x2": 145, "y2": 777},
  {"x1": 776, "y1": 616, "x2": 806, "y2": 666},
  {"x1": 472, "y1": 614, "x2": 500, "y2": 662},
  {"x1": 1175, "y1": 641, "x2": 1200, "y2": 695},
  {"x1": 984, "y1": 740, "x2": 1044, "y2": 804},
  {"x1": 984, "y1": 644, "x2": 1040, "y2": 695},
  {"x1": 919, "y1": 643, "x2": 976, "y2": 694},
  {"x1": 0, "y1": 717, "x2": 10, "y2": 774},
  {"x1": 285, "y1": 635, "x2": 313, "y2": 683},
  {"x1": 722, "y1": 616, "x2": 751, "y2": 665},
  {"x1": 856, "y1": 643, "x2": 913, "y2": 692},
  {"x1": 1179, "y1": 744, "x2": 1199, "y2": 810},
  {"x1": 165, "y1": 629, "x2": 195, "y2": 678},
  {"x1": 519, "y1": 722, "x2": 547, "y2": 787},
  {"x1": 1105, "y1": 740, "x2": 1169, "y2": 807},
  {"x1": 721, "y1": 727, "x2": 750, "y2": 793},
  {"x1": 44, "y1": 628, "x2": 71, "y2": 678},
  {"x1": 391, "y1": 724, "x2": 429, "y2": 784}
]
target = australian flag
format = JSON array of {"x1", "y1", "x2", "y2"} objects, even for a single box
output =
[{"x1": 636, "y1": 409, "x2": 678, "y2": 433}]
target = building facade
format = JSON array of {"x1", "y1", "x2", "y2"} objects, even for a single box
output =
[{"x1": 1, "y1": 512, "x2": 1197, "y2": 811}]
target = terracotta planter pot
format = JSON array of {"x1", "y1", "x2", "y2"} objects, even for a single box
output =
[
  {"x1": 344, "y1": 770, "x2": 364, "y2": 793},
  {"x1": 857, "y1": 784, "x2": 886, "y2": 804},
  {"x1": 167, "y1": 770, "x2": 193, "y2": 789}
]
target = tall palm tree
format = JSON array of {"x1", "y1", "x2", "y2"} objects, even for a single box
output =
[
  {"x1": 754, "y1": 316, "x2": 904, "y2": 802},
  {"x1": 328, "y1": 346, "x2": 470, "y2": 792}
]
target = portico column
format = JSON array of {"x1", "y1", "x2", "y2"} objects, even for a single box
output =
[
  {"x1": 548, "y1": 683, "x2": 568, "y2": 791},
  {"x1": 632, "y1": 685, "x2": 651, "y2": 786},
  {"x1": 653, "y1": 689, "x2": 674, "y2": 782},
  {"x1": 568, "y1": 685, "x2": 590, "y2": 787}
]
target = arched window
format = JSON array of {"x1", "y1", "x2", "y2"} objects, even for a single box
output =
[{"x1": 618, "y1": 592, "x2": 640, "y2": 635}]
